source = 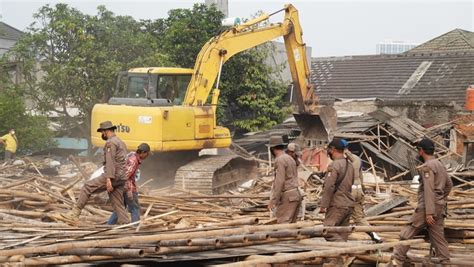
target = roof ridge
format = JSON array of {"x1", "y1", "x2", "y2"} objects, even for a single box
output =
[
  {"x1": 407, "y1": 28, "x2": 474, "y2": 54},
  {"x1": 455, "y1": 28, "x2": 474, "y2": 49}
]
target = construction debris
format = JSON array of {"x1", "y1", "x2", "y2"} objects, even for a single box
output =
[{"x1": 0, "y1": 108, "x2": 472, "y2": 265}]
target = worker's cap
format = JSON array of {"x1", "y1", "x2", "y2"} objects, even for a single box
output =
[
  {"x1": 137, "y1": 143, "x2": 151, "y2": 153},
  {"x1": 417, "y1": 138, "x2": 435, "y2": 152},
  {"x1": 266, "y1": 135, "x2": 287, "y2": 148},
  {"x1": 340, "y1": 139, "x2": 349, "y2": 149},
  {"x1": 287, "y1": 143, "x2": 302, "y2": 156},
  {"x1": 96, "y1": 121, "x2": 117, "y2": 132},
  {"x1": 328, "y1": 138, "x2": 345, "y2": 151}
]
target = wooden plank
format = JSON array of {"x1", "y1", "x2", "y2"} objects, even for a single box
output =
[{"x1": 365, "y1": 196, "x2": 408, "y2": 217}]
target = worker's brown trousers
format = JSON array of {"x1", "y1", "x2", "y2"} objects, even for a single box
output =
[
  {"x1": 76, "y1": 175, "x2": 129, "y2": 224},
  {"x1": 275, "y1": 189, "x2": 301, "y2": 223},
  {"x1": 351, "y1": 189, "x2": 370, "y2": 226},
  {"x1": 393, "y1": 205, "x2": 450, "y2": 262},
  {"x1": 323, "y1": 206, "x2": 353, "y2": 241}
]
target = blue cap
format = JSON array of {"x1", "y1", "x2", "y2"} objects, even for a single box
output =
[{"x1": 341, "y1": 139, "x2": 349, "y2": 148}]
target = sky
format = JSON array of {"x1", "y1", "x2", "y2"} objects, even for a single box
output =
[{"x1": 1, "y1": 0, "x2": 473, "y2": 57}]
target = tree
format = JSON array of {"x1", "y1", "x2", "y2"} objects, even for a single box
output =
[
  {"x1": 8, "y1": 2, "x2": 289, "y2": 145},
  {"x1": 156, "y1": 4, "x2": 290, "y2": 133},
  {"x1": 0, "y1": 72, "x2": 54, "y2": 154},
  {"x1": 218, "y1": 45, "x2": 289, "y2": 133},
  {"x1": 7, "y1": 4, "x2": 169, "y2": 140}
]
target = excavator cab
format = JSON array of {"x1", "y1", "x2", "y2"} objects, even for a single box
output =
[{"x1": 115, "y1": 67, "x2": 193, "y2": 105}]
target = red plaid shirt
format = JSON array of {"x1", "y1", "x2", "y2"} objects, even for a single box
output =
[{"x1": 125, "y1": 152, "x2": 141, "y2": 193}]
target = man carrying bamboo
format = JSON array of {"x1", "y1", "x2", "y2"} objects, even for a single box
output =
[{"x1": 390, "y1": 138, "x2": 452, "y2": 265}]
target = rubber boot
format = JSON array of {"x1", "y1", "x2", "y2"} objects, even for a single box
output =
[
  {"x1": 60, "y1": 206, "x2": 82, "y2": 223},
  {"x1": 368, "y1": 232, "x2": 383, "y2": 243}
]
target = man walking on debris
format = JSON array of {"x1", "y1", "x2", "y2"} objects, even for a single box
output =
[
  {"x1": 267, "y1": 136, "x2": 302, "y2": 223},
  {"x1": 286, "y1": 143, "x2": 302, "y2": 166},
  {"x1": 62, "y1": 121, "x2": 129, "y2": 224},
  {"x1": 0, "y1": 129, "x2": 18, "y2": 161},
  {"x1": 108, "y1": 143, "x2": 150, "y2": 224},
  {"x1": 390, "y1": 138, "x2": 453, "y2": 265},
  {"x1": 287, "y1": 142, "x2": 306, "y2": 221},
  {"x1": 320, "y1": 139, "x2": 355, "y2": 242},
  {"x1": 341, "y1": 139, "x2": 383, "y2": 243}
]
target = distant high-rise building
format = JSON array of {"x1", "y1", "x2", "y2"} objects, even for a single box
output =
[
  {"x1": 376, "y1": 40, "x2": 419, "y2": 54},
  {"x1": 205, "y1": 0, "x2": 229, "y2": 17}
]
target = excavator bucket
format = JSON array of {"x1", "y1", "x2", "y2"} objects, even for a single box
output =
[{"x1": 293, "y1": 105, "x2": 337, "y2": 142}]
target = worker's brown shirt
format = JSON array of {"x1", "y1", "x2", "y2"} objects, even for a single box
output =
[
  {"x1": 103, "y1": 135, "x2": 128, "y2": 181},
  {"x1": 346, "y1": 151, "x2": 363, "y2": 186},
  {"x1": 270, "y1": 153, "x2": 299, "y2": 205},
  {"x1": 321, "y1": 158, "x2": 355, "y2": 208},
  {"x1": 418, "y1": 158, "x2": 453, "y2": 215}
]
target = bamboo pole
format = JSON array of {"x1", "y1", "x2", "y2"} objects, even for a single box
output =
[
  {"x1": 60, "y1": 248, "x2": 144, "y2": 257},
  {"x1": 0, "y1": 178, "x2": 35, "y2": 189},
  {"x1": 22, "y1": 255, "x2": 113, "y2": 266},
  {"x1": 204, "y1": 217, "x2": 259, "y2": 227},
  {"x1": 0, "y1": 189, "x2": 52, "y2": 202},
  {"x1": 69, "y1": 155, "x2": 89, "y2": 181},
  {"x1": 215, "y1": 239, "x2": 424, "y2": 267},
  {"x1": 0, "y1": 224, "x2": 404, "y2": 257},
  {"x1": 174, "y1": 194, "x2": 269, "y2": 199}
]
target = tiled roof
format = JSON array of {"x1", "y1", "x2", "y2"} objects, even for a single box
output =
[
  {"x1": 311, "y1": 52, "x2": 474, "y2": 104},
  {"x1": 0, "y1": 22, "x2": 23, "y2": 41},
  {"x1": 407, "y1": 29, "x2": 474, "y2": 54},
  {"x1": 310, "y1": 29, "x2": 474, "y2": 105}
]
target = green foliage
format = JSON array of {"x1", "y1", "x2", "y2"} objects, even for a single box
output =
[
  {"x1": 8, "y1": 4, "x2": 169, "y2": 138},
  {"x1": 161, "y1": 4, "x2": 225, "y2": 68},
  {"x1": 156, "y1": 4, "x2": 290, "y2": 132},
  {"x1": 0, "y1": 86, "x2": 54, "y2": 154},
  {"x1": 8, "y1": 2, "x2": 290, "y2": 141}
]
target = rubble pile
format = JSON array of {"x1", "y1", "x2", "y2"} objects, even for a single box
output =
[{"x1": 0, "y1": 109, "x2": 472, "y2": 266}]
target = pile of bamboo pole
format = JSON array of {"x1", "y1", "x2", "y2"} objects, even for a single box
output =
[{"x1": 0, "y1": 156, "x2": 473, "y2": 266}]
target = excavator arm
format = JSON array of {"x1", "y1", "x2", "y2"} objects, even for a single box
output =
[{"x1": 183, "y1": 4, "x2": 336, "y2": 141}]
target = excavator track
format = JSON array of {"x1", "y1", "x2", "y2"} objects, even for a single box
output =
[{"x1": 174, "y1": 154, "x2": 258, "y2": 195}]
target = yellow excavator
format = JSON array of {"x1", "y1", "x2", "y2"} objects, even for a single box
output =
[{"x1": 91, "y1": 4, "x2": 336, "y2": 194}]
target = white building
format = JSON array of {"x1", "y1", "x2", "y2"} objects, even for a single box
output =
[
  {"x1": 376, "y1": 40, "x2": 419, "y2": 55},
  {"x1": 205, "y1": 0, "x2": 228, "y2": 18}
]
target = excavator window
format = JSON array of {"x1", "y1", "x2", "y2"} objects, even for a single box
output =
[
  {"x1": 127, "y1": 75, "x2": 148, "y2": 98},
  {"x1": 156, "y1": 75, "x2": 192, "y2": 105}
]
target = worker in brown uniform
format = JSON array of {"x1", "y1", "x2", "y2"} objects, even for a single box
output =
[
  {"x1": 267, "y1": 136, "x2": 302, "y2": 223},
  {"x1": 341, "y1": 139, "x2": 383, "y2": 243},
  {"x1": 390, "y1": 138, "x2": 452, "y2": 265},
  {"x1": 320, "y1": 139, "x2": 355, "y2": 242},
  {"x1": 62, "y1": 121, "x2": 129, "y2": 224}
]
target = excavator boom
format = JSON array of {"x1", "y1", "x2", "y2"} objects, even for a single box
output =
[{"x1": 183, "y1": 4, "x2": 336, "y2": 141}]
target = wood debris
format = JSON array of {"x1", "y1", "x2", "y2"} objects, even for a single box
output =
[{"x1": 0, "y1": 109, "x2": 472, "y2": 265}]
